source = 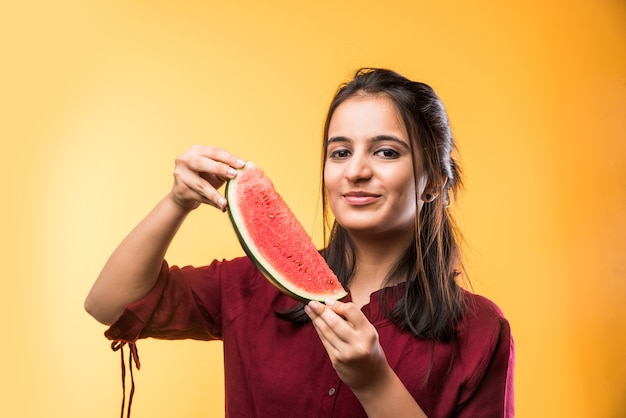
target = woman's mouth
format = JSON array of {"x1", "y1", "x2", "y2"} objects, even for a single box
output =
[{"x1": 343, "y1": 191, "x2": 381, "y2": 205}]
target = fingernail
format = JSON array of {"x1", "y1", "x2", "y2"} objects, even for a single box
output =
[
  {"x1": 227, "y1": 168, "x2": 237, "y2": 177},
  {"x1": 236, "y1": 159, "x2": 246, "y2": 167},
  {"x1": 324, "y1": 299, "x2": 336, "y2": 307},
  {"x1": 218, "y1": 197, "x2": 227, "y2": 210},
  {"x1": 308, "y1": 300, "x2": 319, "y2": 310}
]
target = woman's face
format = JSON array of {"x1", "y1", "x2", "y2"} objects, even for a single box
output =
[{"x1": 324, "y1": 95, "x2": 427, "y2": 238}]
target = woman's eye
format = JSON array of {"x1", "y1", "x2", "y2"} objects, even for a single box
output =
[
  {"x1": 329, "y1": 149, "x2": 351, "y2": 159},
  {"x1": 375, "y1": 148, "x2": 400, "y2": 158}
]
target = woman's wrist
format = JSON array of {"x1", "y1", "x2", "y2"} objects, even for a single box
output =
[
  {"x1": 350, "y1": 360, "x2": 395, "y2": 401},
  {"x1": 352, "y1": 363, "x2": 427, "y2": 418},
  {"x1": 167, "y1": 190, "x2": 201, "y2": 213}
]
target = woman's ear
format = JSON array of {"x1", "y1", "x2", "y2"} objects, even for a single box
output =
[
  {"x1": 421, "y1": 190, "x2": 438, "y2": 203},
  {"x1": 421, "y1": 176, "x2": 447, "y2": 203}
]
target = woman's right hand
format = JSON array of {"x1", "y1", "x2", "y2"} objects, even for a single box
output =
[
  {"x1": 85, "y1": 145, "x2": 246, "y2": 325},
  {"x1": 171, "y1": 145, "x2": 246, "y2": 212}
]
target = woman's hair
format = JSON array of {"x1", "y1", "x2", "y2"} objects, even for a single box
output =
[{"x1": 279, "y1": 68, "x2": 466, "y2": 342}]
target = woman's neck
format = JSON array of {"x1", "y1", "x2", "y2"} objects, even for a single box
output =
[{"x1": 347, "y1": 230, "x2": 413, "y2": 308}]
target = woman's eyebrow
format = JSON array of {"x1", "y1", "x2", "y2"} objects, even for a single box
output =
[
  {"x1": 370, "y1": 135, "x2": 410, "y2": 150},
  {"x1": 327, "y1": 136, "x2": 351, "y2": 144},
  {"x1": 327, "y1": 135, "x2": 410, "y2": 149}
]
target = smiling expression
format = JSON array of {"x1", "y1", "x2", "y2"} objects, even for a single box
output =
[{"x1": 324, "y1": 95, "x2": 428, "y2": 238}]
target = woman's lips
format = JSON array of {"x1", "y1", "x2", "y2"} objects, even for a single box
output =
[{"x1": 343, "y1": 192, "x2": 381, "y2": 205}]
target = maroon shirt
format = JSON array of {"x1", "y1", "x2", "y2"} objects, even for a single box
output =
[{"x1": 106, "y1": 257, "x2": 514, "y2": 417}]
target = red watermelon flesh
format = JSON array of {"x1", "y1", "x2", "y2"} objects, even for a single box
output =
[{"x1": 226, "y1": 162, "x2": 347, "y2": 302}]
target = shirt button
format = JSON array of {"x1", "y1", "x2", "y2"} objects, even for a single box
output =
[{"x1": 328, "y1": 387, "x2": 336, "y2": 396}]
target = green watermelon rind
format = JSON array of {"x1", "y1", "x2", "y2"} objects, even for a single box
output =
[{"x1": 225, "y1": 162, "x2": 347, "y2": 302}]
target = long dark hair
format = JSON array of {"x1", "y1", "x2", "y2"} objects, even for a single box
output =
[{"x1": 279, "y1": 68, "x2": 466, "y2": 342}]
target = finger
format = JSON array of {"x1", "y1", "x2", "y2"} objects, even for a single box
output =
[
  {"x1": 305, "y1": 304, "x2": 347, "y2": 357},
  {"x1": 184, "y1": 178, "x2": 228, "y2": 210},
  {"x1": 180, "y1": 154, "x2": 238, "y2": 188},
  {"x1": 173, "y1": 166, "x2": 227, "y2": 210},
  {"x1": 324, "y1": 299, "x2": 370, "y2": 330},
  {"x1": 306, "y1": 301, "x2": 355, "y2": 348},
  {"x1": 184, "y1": 172, "x2": 231, "y2": 209},
  {"x1": 190, "y1": 145, "x2": 246, "y2": 170},
  {"x1": 173, "y1": 146, "x2": 246, "y2": 211}
]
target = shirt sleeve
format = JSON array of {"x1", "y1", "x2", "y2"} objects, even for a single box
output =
[
  {"x1": 455, "y1": 315, "x2": 516, "y2": 418},
  {"x1": 104, "y1": 257, "x2": 253, "y2": 343}
]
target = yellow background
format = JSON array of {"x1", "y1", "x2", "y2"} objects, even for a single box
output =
[{"x1": 1, "y1": 1, "x2": 624, "y2": 417}]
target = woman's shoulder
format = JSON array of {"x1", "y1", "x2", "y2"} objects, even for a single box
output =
[
  {"x1": 193, "y1": 255, "x2": 284, "y2": 302},
  {"x1": 462, "y1": 289, "x2": 507, "y2": 320},
  {"x1": 189, "y1": 254, "x2": 256, "y2": 272},
  {"x1": 453, "y1": 289, "x2": 515, "y2": 399},
  {"x1": 457, "y1": 289, "x2": 512, "y2": 343},
  {"x1": 173, "y1": 255, "x2": 266, "y2": 302},
  {"x1": 183, "y1": 255, "x2": 260, "y2": 284}
]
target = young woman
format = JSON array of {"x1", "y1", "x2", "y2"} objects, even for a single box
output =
[{"x1": 85, "y1": 68, "x2": 515, "y2": 417}]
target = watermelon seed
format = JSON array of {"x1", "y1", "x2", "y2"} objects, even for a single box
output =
[{"x1": 268, "y1": 214, "x2": 275, "y2": 219}]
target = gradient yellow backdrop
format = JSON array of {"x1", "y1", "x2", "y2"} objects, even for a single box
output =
[{"x1": 1, "y1": 1, "x2": 624, "y2": 417}]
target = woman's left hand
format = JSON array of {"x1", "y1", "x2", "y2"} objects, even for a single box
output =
[
  {"x1": 304, "y1": 299, "x2": 389, "y2": 392},
  {"x1": 305, "y1": 299, "x2": 427, "y2": 417}
]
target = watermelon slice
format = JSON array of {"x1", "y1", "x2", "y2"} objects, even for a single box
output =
[{"x1": 225, "y1": 162, "x2": 347, "y2": 302}]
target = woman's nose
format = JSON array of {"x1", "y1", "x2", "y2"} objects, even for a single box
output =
[{"x1": 345, "y1": 154, "x2": 372, "y2": 182}]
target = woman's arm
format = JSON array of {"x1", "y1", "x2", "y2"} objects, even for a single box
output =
[
  {"x1": 84, "y1": 145, "x2": 245, "y2": 325},
  {"x1": 305, "y1": 300, "x2": 428, "y2": 418}
]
